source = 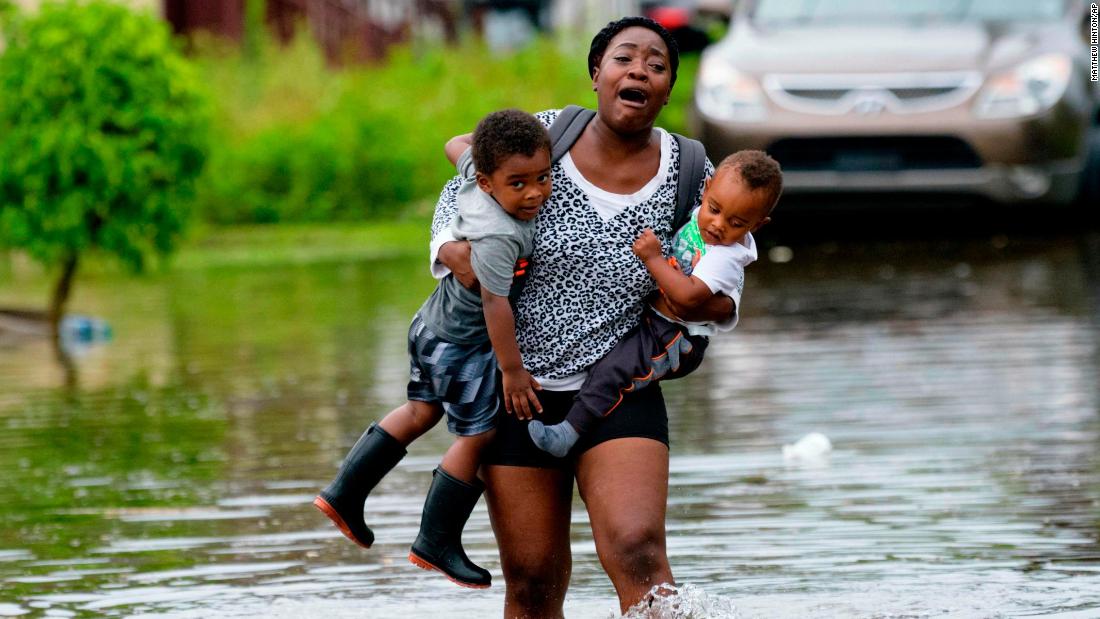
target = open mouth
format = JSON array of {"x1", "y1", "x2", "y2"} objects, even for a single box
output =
[{"x1": 618, "y1": 88, "x2": 649, "y2": 106}]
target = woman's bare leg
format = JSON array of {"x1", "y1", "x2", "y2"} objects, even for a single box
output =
[
  {"x1": 576, "y1": 437, "x2": 673, "y2": 613},
  {"x1": 483, "y1": 464, "x2": 574, "y2": 619}
]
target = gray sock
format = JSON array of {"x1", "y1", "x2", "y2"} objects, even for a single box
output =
[{"x1": 528, "y1": 420, "x2": 580, "y2": 458}]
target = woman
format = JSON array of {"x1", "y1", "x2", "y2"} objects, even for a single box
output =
[{"x1": 433, "y1": 17, "x2": 733, "y2": 616}]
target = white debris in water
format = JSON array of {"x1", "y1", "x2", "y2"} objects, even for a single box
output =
[
  {"x1": 618, "y1": 583, "x2": 739, "y2": 619},
  {"x1": 768, "y1": 246, "x2": 793, "y2": 263},
  {"x1": 782, "y1": 432, "x2": 833, "y2": 462},
  {"x1": 0, "y1": 604, "x2": 29, "y2": 617}
]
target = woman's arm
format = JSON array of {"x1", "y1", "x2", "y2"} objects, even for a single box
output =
[
  {"x1": 445, "y1": 133, "x2": 473, "y2": 167},
  {"x1": 427, "y1": 169, "x2": 472, "y2": 282},
  {"x1": 430, "y1": 176, "x2": 462, "y2": 240},
  {"x1": 666, "y1": 293, "x2": 734, "y2": 323},
  {"x1": 438, "y1": 240, "x2": 478, "y2": 289}
]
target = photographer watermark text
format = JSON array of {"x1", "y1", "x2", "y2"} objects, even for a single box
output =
[{"x1": 1092, "y1": 3, "x2": 1099, "y2": 82}]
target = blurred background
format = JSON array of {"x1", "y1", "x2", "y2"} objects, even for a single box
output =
[{"x1": 1, "y1": 1, "x2": 1099, "y2": 617}]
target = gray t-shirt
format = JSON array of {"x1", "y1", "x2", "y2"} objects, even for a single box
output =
[{"x1": 419, "y1": 149, "x2": 535, "y2": 345}]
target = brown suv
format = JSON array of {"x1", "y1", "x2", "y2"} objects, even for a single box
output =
[{"x1": 690, "y1": 0, "x2": 1100, "y2": 205}]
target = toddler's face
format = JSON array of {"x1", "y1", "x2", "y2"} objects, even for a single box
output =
[
  {"x1": 477, "y1": 148, "x2": 552, "y2": 221},
  {"x1": 696, "y1": 167, "x2": 772, "y2": 246}
]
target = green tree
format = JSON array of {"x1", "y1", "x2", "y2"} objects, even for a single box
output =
[{"x1": 0, "y1": 1, "x2": 209, "y2": 341}]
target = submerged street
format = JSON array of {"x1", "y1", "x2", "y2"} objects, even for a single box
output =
[{"x1": 1, "y1": 208, "x2": 1099, "y2": 617}]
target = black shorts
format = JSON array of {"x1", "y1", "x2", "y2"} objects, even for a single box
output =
[{"x1": 483, "y1": 383, "x2": 669, "y2": 470}]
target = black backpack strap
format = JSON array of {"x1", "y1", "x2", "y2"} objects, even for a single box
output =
[
  {"x1": 549, "y1": 105, "x2": 596, "y2": 163},
  {"x1": 672, "y1": 133, "x2": 707, "y2": 230}
]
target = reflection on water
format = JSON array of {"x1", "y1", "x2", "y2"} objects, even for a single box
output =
[{"x1": 1, "y1": 234, "x2": 1099, "y2": 618}]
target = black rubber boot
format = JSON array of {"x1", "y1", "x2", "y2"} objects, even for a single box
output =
[
  {"x1": 408, "y1": 467, "x2": 491, "y2": 588},
  {"x1": 314, "y1": 423, "x2": 406, "y2": 549}
]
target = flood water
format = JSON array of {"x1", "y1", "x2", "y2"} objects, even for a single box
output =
[{"x1": 1, "y1": 218, "x2": 1099, "y2": 618}]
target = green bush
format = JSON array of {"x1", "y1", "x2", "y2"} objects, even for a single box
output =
[
  {"x1": 191, "y1": 32, "x2": 699, "y2": 224},
  {"x1": 0, "y1": 0, "x2": 209, "y2": 324}
]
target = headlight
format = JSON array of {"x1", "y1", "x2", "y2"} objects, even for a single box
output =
[
  {"x1": 694, "y1": 52, "x2": 767, "y2": 123},
  {"x1": 973, "y1": 53, "x2": 1072, "y2": 119}
]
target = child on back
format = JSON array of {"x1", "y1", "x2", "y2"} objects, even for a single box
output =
[
  {"x1": 528, "y1": 150, "x2": 782, "y2": 457},
  {"x1": 315, "y1": 109, "x2": 550, "y2": 589}
]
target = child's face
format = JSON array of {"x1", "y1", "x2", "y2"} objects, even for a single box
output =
[
  {"x1": 696, "y1": 167, "x2": 773, "y2": 246},
  {"x1": 476, "y1": 148, "x2": 552, "y2": 221}
]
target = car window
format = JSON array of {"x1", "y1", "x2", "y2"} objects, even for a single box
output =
[{"x1": 751, "y1": 0, "x2": 1067, "y2": 25}]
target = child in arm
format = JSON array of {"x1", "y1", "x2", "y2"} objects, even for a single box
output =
[
  {"x1": 528, "y1": 151, "x2": 783, "y2": 457},
  {"x1": 443, "y1": 131, "x2": 544, "y2": 417},
  {"x1": 316, "y1": 110, "x2": 550, "y2": 589}
]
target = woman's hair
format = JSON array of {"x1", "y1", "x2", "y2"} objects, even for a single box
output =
[
  {"x1": 472, "y1": 109, "x2": 551, "y2": 175},
  {"x1": 719, "y1": 150, "x2": 784, "y2": 211},
  {"x1": 588, "y1": 16, "x2": 680, "y2": 87}
]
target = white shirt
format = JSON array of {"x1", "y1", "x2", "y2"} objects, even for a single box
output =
[
  {"x1": 666, "y1": 229, "x2": 757, "y2": 337},
  {"x1": 558, "y1": 129, "x2": 672, "y2": 222}
]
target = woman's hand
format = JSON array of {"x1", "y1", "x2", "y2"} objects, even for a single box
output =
[
  {"x1": 502, "y1": 368, "x2": 542, "y2": 420},
  {"x1": 632, "y1": 228, "x2": 664, "y2": 263},
  {"x1": 672, "y1": 293, "x2": 735, "y2": 323},
  {"x1": 438, "y1": 240, "x2": 478, "y2": 290}
]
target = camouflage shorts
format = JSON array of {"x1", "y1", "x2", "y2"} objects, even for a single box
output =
[{"x1": 406, "y1": 313, "x2": 499, "y2": 436}]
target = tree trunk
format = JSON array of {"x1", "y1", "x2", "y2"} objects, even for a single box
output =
[
  {"x1": 48, "y1": 253, "x2": 79, "y2": 344},
  {"x1": 49, "y1": 253, "x2": 79, "y2": 386}
]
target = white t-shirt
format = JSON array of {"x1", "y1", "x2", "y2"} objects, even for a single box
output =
[
  {"x1": 659, "y1": 207, "x2": 757, "y2": 336},
  {"x1": 559, "y1": 129, "x2": 672, "y2": 222}
]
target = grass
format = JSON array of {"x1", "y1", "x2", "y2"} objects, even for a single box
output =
[
  {"x1": 0, "y1": 218, "x2": 434, "y2": 291},
  {"x1": 187, "y1": 28, "x2": 701, "y2": 224},
  {"x1": 173, "y1": 218, "x2": 432, "y2": 270}
]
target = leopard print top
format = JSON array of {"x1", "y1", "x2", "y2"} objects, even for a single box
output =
[{"x1": 430, "y1": 109, "x2": 713, "y2": 380}]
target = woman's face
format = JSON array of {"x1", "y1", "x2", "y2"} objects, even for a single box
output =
[{"x1": 592, "y1": 26, "x2": 673, "y2": 133}]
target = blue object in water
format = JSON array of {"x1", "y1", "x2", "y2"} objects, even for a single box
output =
[{"x1": 60, "y1": 315, "x2": 113, "y2": 343}]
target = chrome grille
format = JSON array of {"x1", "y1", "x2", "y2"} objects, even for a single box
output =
[
  {"x1": 890, "y1": 86, "x2": 960, "y2": 100},
  {"x1": 764, "y1": 72, "x2": 982, "y2": 115}
]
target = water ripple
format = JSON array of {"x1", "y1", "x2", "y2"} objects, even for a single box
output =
[{"x1": 1, "y1": 238, "x2": 1098, "y2": 616}]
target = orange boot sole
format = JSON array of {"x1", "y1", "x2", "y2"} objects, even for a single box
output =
[
  {"x1": 313, "y1": 496, "x2": 372, "y2": 549},
  {"x1": 408, "y1": 551, "x2": 491, "y2": 589}
]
